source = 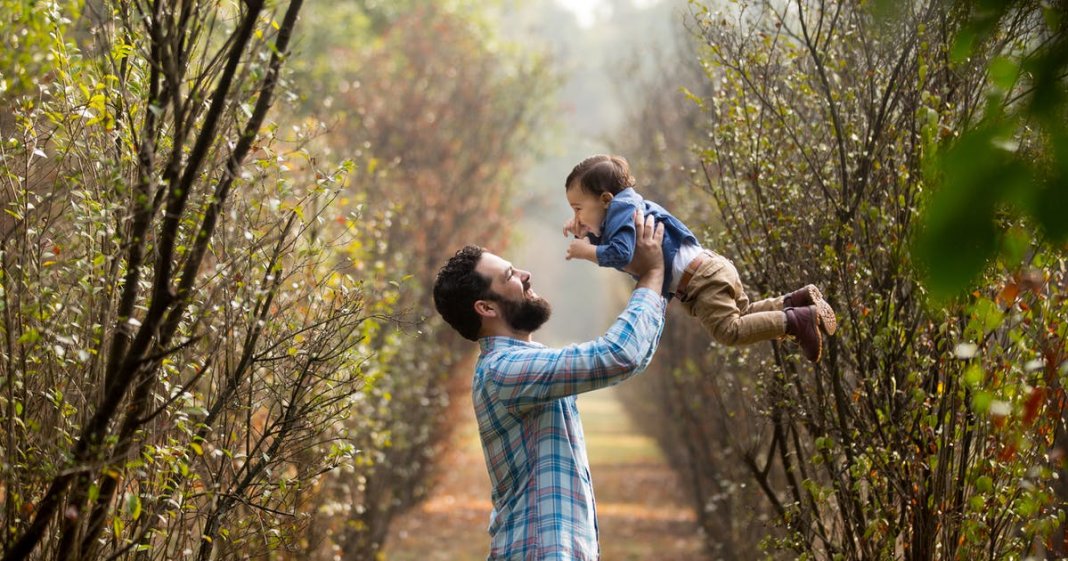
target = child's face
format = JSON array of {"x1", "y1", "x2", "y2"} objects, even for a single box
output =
[{"x1": 566, "y1": 184, "x2": 612, "y2": 236}]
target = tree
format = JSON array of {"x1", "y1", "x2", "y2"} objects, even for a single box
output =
[
  {"x1": 615, "y1": 0, "x2": 1068, "y2": 558},
  {"x1": 0, "y1": 1, "x2": 377, "y2": 559}
]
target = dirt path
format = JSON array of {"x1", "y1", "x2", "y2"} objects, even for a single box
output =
[{"x1": 384, "y1": 387, "x2": 708, "y2": 561}]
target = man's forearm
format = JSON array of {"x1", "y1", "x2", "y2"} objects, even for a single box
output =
[
  {"x1": 493, "y1": 289, "x2": 666, "y2": 413},
  {"x1": 634, "y1": 267, "x2": 664, "y2": 293}
]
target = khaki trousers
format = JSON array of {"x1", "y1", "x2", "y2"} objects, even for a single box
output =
[{"x1": 679, "y1": 251, "x2": 786, "y2": 346}]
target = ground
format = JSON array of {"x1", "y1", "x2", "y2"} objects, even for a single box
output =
[{"x1": 383, "y1": 386, "x2": 709, "y2": 561}]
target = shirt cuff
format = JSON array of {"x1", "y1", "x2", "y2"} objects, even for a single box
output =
[{"x1": 631, "y1": 287, "x2": 667, "y2": 314}]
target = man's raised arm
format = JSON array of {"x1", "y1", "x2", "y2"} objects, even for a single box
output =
[
  {"x1": 628, "y1": 209, "x2": 665, "y2": 293},
  {"x1": 490, "y1": 210, "x2": 668, "y2": 413}
]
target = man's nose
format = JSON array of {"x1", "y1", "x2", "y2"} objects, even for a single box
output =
[{"x1": 519, "y1": 270, "x2": 531, "y2": 285}]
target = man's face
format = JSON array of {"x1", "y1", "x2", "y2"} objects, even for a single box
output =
[{"x1": 475, "y1": 253, "x2": 551, "y2": 333}]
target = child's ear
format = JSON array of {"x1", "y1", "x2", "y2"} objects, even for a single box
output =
[{"x1": 600, "y1": 192, "x2": 614, "y2": 207}]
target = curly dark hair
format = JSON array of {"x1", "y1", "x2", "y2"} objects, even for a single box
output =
[
  {"x1": 433, "y1": 245, "x2": 491, "y2": 341},
  {"x1": 564, "y1": 154, "x2": 636, "y2": 197}
]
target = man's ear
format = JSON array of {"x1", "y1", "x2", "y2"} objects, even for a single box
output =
[
  {"x1": 600, "y1": 192, "x2": 614, "y2": 207},
  {"x1": 474, "y1": 299, "x2": 498, "y2": 319}
]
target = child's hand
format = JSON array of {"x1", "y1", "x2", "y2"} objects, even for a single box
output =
[
  {"x1": 562, "y1": 217, "x2": 591, "y2": 239},
  {"x1": 566, "y1": 237, "x2": 597, "y2": 262},
  {"x1": 562, "y1": 218, "x2": 574, "y2": 237}
]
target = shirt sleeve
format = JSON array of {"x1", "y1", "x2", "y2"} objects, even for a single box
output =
[
  {"x1": 487, "y1": 288, "x2": 666, "y2": 414},
  {"x1": 594, "y1": 199, "x2": 640, "y2": 269}
]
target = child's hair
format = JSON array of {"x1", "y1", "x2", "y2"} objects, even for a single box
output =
[{"x1": 565, "y1": 154, "x2": 636, "y2": 197}]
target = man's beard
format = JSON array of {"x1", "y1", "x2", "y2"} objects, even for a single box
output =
[{"x1": 492, "y1": 292, "x2": 552, "y2": 333}]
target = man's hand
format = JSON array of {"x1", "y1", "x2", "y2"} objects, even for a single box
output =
[{"x1": 626, "y1": 209, "x2": 665, "y2": 292}]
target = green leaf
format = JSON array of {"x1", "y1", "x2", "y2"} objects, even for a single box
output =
[
  {"x1": 1031, "y1": 152, "x2": 1068, "y2": 241},
  {"x1": 988, "y1": 57, "x2": 1018, "y2": 90},
  {"x1": 963, "y1": 364, "x2": 984, "y2": 388},
  {"x1": 1000, "y1": 226, "x2": 1031, "y2": 265},
  {"x1": 970, "y1": 298, "x2": 1004, "y2": 336},
  {"x1": 915, "y1": 122, "x2": 1031, "y2": 300},
  {"x1": 972, "y1": 391, "x2": 993, "y2": 414},
  {"x1": 950, "y1": 29, "x2": 977, "y2": 64},
  {"x1": 127, "y1": 493, "x2": 142, "y2": 521},
  {"x1": 17, "y1": 328, "x2": 40, "y2": 345}
]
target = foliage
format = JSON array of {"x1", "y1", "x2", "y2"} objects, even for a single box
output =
[
  {"x1": 279, "y1": 3, "x2": 557, "y2": 560},
  {"x1": 0, "y1": 1, "x2": 556, "y2": 560},
  {"x1": 0, "y1": 1, "x2": 379, "y2": 559},
  {"x1": 613, "y1": 0, "x2": 1068, "y2": 559},
  {"x1": 912, "y1": 0, "x2": 1068, "y2": 300},
  {"x1": 611, "y1": 35, "x2": 784, "y2": 558}
]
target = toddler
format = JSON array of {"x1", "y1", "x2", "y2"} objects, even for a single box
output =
[{"x1": 563, "y1": 154, "x2": 836, "y2": 362}]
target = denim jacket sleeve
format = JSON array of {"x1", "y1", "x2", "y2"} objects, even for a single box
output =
[{"x1": 594, "y1": 197, "x2": 641, "y2": 269}]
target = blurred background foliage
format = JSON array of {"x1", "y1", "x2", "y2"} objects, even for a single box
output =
[
  {"x1": 912, "y1": 0, "x2": 1068, "y2": 301},
  {"x1": 0, "y1": 0, "x2": 555, "y2": 560}
]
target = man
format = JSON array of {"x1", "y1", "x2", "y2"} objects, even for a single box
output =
[{"x1": 433, "y1": 211, "x2": 667, "y2": 560}]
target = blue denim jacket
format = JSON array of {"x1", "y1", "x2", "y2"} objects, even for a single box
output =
[{"x1": 588, "y1": 188, "x2": 699, "y2": 298}]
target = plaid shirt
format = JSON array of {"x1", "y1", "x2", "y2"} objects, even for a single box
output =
[{"x1": 473, "y1": 288, "x2": 666, "y2": 560}]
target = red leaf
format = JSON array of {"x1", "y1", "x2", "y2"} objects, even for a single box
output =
[
  {"x1": 996, "y1": 282, "x2": 1019, "y2": 306},
  {"x1": 1022, "y1": 386, "x2": 1045, "y2": 426}
]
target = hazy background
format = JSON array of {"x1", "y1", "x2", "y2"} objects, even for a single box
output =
[{"x1": 497, "y1": 0, "x2": 691, "y2": 345}]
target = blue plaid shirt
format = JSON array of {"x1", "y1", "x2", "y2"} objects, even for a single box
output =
[{"x1": 473, "y1": 288, "x2": 666, "y2": 560}]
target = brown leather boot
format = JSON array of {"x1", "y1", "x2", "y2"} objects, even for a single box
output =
[
  {"x1": 785, "y1": 305, "x2": 823, "y2": 363},
  {"x1": 784, "y1": 284, "x2": 837, "y2": 335}
]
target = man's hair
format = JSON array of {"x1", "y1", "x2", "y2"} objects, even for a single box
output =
[
  {"x1": 565, "y1": 154, "x2": 636, "y2": 197},
  {"x1": 433, "y1": 245, "x2": 491, "y2": 341}
]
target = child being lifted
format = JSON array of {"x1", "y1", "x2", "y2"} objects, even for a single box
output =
[{"x1": 563, "y1": 154, "x2": 836, "y2": 362}]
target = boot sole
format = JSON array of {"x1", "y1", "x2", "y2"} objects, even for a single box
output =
[
  {"x1": 815, "y1": 299, "x2": 837, "y2": 336},
  {"x1": 809, "y1": 326, "x2": 823, "y2": 363},
  {"x1": 804, "y1": 285, "x2": 838, "y2": 336}
]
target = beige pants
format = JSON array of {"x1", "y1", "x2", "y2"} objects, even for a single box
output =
[{"x1": 679, "y1": 251, "x2": 786, "y2": 346}]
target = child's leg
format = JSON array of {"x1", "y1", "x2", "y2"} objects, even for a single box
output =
[
  {"x1": 745, "y1": 294, "x2": 785, "y2": 314},
  {"x1": 681, "y1": 256, "x2": 786, "y2": 346}
]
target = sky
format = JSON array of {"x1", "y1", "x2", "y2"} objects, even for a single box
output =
[
  {"x1": 554, "y1": 0, "x2": 606, "y2": 27},
  {"x1": 512, "y1": 0, "x2": 682, "y2": 345},
  {"x1": 554, "y1": 0, "x2": 664, "y2": 27}
]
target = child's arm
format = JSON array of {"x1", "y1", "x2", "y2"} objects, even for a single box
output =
[
  {"x1": 594, "y1": 200, "x2": 641, "y2": 269},
  {"x1": 566, "y1": 237, "x2": 597, "y2": 262},
  {"x1": 563, "y1": 216, "x2": 598, "y2": 263}
]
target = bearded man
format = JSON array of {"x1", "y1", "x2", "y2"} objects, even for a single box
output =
[{"x1": 432, "y1": 212, "x2": 667, "y2": 561}]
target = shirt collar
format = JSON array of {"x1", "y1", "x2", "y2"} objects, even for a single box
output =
[
  {"x1": 613, "y1": 187, "x2": 639, "y2": 202},
  {"x1": 478, "y1": 336, "x2": 545, "y2": 354}
]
